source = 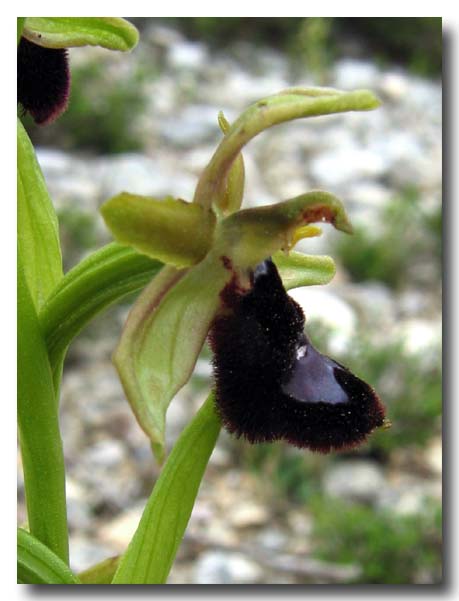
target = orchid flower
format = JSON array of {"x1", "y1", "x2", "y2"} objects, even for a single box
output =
[{"x1": 100, "y1": 87, "x2": 387, "y2": 463}]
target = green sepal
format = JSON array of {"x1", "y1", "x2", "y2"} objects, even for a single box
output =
[
  {"x1": 112, "y1": 393, "x2": 220, "y2": 584},
  {"x1": 17, "y1": 529, "x2": 79, "y2": 584},
  {"x1": 101, "y1": 193, "x2": 216, "y2": 268},
  {"x1": 193, "y1": 87, "x2": 381, "y2": 210},
  {"x1": 216, "y1": 112, "x2": 245, "y2": 215},
  {"x1": 113, "y1": 260, "x2": 231, "y2": 463},
  {"x1": 17, "y1": 119, "x2": 63, "y2": 310},
  {"x1": 22, "y1": 17, "x2": 139, "y2": 51},
  {"x1": 274, "y1": 250, "x2": 336, "y2": 290}
]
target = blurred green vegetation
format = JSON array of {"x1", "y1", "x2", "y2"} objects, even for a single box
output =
[
  {"x1": 241, "y1": 441, "x2": 326, "y2": 504},
  {"x1": 292, "y1": 18, "x2": 334, "y2": 81},
  {"x1": 334, "y1": 187, "x2": 442, "y2": 290},
  {"x1": 310, "y1": 496, "x2": 442, "y2": 584},
  {"x1": 158, "y1": 17, "x2": 441, "y2": 77},
  {"x1": 347, "y1": 18, "x2": 442, "y2": 77},
  {"x1": 24, "y1": 58, "x2": 149, "y2": 154},
  {"x1": 61, "y1": 61, "x2": 147, "y2": 153}
]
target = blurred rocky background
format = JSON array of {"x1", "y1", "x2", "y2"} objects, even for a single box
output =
[{"x1": 18, "y1": 17, "x2": 442, "y2": 584}]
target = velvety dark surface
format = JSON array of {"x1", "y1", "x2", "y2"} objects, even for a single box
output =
[
  {"x1": 17, "y1": 37, "x2": 70, "y2": 125},
  {"x1": 209, "y1": 259, "x2": 385, "y2": 452}
]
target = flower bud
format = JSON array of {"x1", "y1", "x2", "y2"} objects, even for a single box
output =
[{"x1": 17, "y1": 37, "x2": 70, "y2": 125}]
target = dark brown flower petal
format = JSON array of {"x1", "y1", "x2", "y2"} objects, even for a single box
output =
[
  {"x1": 17, "y1": 37, "x2": 70, "y2": 125},
  {"x1": 209, "y1": 258, "x2": 385, "y2": 453}
]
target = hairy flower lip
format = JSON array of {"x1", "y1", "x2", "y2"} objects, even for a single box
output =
[{"x1": 210, "y1": 258, "x2": 386, "y2": 453}]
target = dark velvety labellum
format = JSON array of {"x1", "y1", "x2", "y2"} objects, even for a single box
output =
[
  {"x1": 209, "y1": 259, "x2": 386, "y2": 453},
  {"x1": 17, "y1": 37, "x2": 70, "y2": 125}
]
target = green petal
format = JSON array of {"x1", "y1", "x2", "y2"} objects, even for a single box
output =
[
  {"x1": 101, "y1": 193, "x2": 216, "y2": 267},
  {"x1": 274, "y1": 251, "x2": 336, "y2": 290},
  {"x1": 215, "y1": 112, "x2": 245, "y2": 215},
  {"x1": 22, "y1": 17, "x2": 138, "y2": 51}
]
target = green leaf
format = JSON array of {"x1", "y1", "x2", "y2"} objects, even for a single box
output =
[
  {"x1": 274, "y1": 250, "x2": 336, "y2": 290},
  {"x1": 113, "y1": 260, "x2": 230, "y2": 462},
  {"x1": 39, "y1": 242, "x2": 162, "y2": 379},
  {"x1": 22, "y1": 17, "x2": 139, "y2": 51},
  {"x1": 17, "y1": 17, "x2": 26, "y2": 44},
  {"x1": 112, "y1": 393, "x2": 220, "y2": 584},
  {"x1": 101, "y1": 193, "x2": 216, "y2": 267},
  {"x1": 78, "y1": 556, "x2": 120, "y2": 584},
  {"x1": 194, "y1": 87, "x2": 380, "y2": 210},
  {"x1": 17, "y1": 119, "x2": 63, "y2": 310},
  {"x1": 17, "y1": 529, "x2": 79, "y2": 584},
  {"x1": 18, "y1": 260, "x2": 68, "y2": 564}
]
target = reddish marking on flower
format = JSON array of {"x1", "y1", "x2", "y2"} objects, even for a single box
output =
[
  {"x1": 303, "y1": 206, "x2": 336, "y2": 225},
  {"x1": 217, "y1": 255, "x2": 252, "y2": 309},
  {"x1": 220, "y1": 255, "x2": 233, "y2": 271},
  {"x1": 218, "y1": 273, "x2": 246, "y2": 311}
]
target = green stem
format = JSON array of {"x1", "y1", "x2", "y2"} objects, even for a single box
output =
[
  {"x1": 39, "y1": 242, "x2": 162, "y2": 379},
  {"x1": 18, "y1": 260, "x2": 69, "y2": 564}
]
